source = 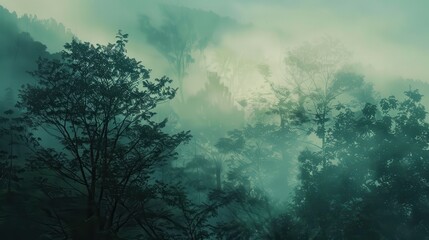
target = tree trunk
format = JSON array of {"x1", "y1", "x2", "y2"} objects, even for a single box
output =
[{"x1": 215, "y1": 160, "x2": 222, "y2": 190}]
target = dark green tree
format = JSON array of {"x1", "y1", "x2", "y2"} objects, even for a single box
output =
[
  {"x1": 211, "y1": 124, "x2": 290, "y2": 239},
  {"x1": 18, "y1": 32, "x2": 190, "y2": 240},
  {"x1": 0, "y1": 110, "x2": 26, "y2": 193},
  {"x1": 290, "y1": 89, "x2": 429, "y2": 239},
  {"x1": 0, "y1": 109, "x2": 42, "y2": 239}
]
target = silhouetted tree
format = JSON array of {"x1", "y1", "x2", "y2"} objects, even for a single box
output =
[
  {"x1": 290, "y1": 89, "x2": 429, "y2": 239},
  {"x1": 19, "y1": 32, "x2": 190, "y2": 240},
  {"x1": 0, "y1": 110, "x2": 26, "y2": 193}
]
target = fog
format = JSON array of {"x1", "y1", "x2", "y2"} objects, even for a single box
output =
[
  {"x1": 1, "y1": 1, "x2": 429, "y2": 239},
  {"x1": 3, "y1": 0, "x2": 429, "y2": 83}
]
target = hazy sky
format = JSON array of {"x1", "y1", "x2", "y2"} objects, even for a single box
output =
[{"x1": 1, "y1": 0, "x2": 429, "y2": 87}]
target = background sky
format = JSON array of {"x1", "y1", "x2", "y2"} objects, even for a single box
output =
[{"x1": 1, "y1": 0, "x2": 428, "y2": 90}]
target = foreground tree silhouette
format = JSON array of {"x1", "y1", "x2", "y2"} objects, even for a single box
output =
[{"x1": 18, "y1": 32, "x2": 190, "y2": 240}]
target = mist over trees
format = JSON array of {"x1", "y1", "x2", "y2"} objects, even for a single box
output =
[
  {"x1": 139, "y1": 4, "x2": 243, "y2": 102},
  {"x1": 1, "y1": 2, "x2": 429, "y2": 240}
]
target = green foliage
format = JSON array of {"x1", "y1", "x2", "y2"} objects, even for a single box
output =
[
  {"x1": 18, "y1": 32, "x2": 190, "y2": 239},
  {"x1": 2, "y1": 4, "x2": 429, "y2": 238},
  {"x1": 0, "y1": 110, "x2": 27, "y2": 192},
  {"x1": 288, "y1": 89, "x2": 429, "y2": 239},
  {"x1": 209, "y1": 185, "x2": 274, "y2": 240},
  {"x1": 209, "y1": 122, "x2": 301, "y2": 239}
]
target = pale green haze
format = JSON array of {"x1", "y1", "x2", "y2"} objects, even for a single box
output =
[
  {"x1": 2, "y1": 0, "x2": 429, "y2": 82},
  {"x1": 1, "y1": 1, "x2": 429, "y2": 239}
]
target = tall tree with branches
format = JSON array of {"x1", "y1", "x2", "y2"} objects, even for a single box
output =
[{"x1": 18, "y1": 32, "x2": 190, "y2": 240}]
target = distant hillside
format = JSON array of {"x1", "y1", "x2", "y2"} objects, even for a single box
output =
[
  {"x1": 0, "y1": 6, "x2": 52, "y2": 110},
  {"x1": 17, "y1": 14, "x2": 74, "y2": 52}
]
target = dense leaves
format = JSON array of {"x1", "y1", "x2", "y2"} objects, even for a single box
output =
[
  {"x1": 288, "y1": 90, "x2": 429, "y2": 239},
  {"x1": 18, "y1": 32, "x2": 190, "y2": 240},
  {"x1": 2, "y1": 5, "x2": 429, "y2": 238}
]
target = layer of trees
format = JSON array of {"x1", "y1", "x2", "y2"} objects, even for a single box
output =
[{"x1": 1, "y1": 5, "x2": 429, "y2": 238}]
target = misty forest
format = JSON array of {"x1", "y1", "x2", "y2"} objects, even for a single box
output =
[{"x1": 1, "y1": 1, "x2": 429, "y2": 239}]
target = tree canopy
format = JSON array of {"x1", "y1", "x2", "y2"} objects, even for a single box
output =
[{"x1": 18, "y1": 31, "x2": 190, "y2": 240}]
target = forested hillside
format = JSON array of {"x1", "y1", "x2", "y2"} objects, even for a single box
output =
[{"x1": 1, "y1": 2, "x2": 429, "y2": 239}]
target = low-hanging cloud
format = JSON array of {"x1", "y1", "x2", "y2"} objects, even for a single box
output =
[{"x1": 1, "y1": 0, "x2": 429, "y2": 90}]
